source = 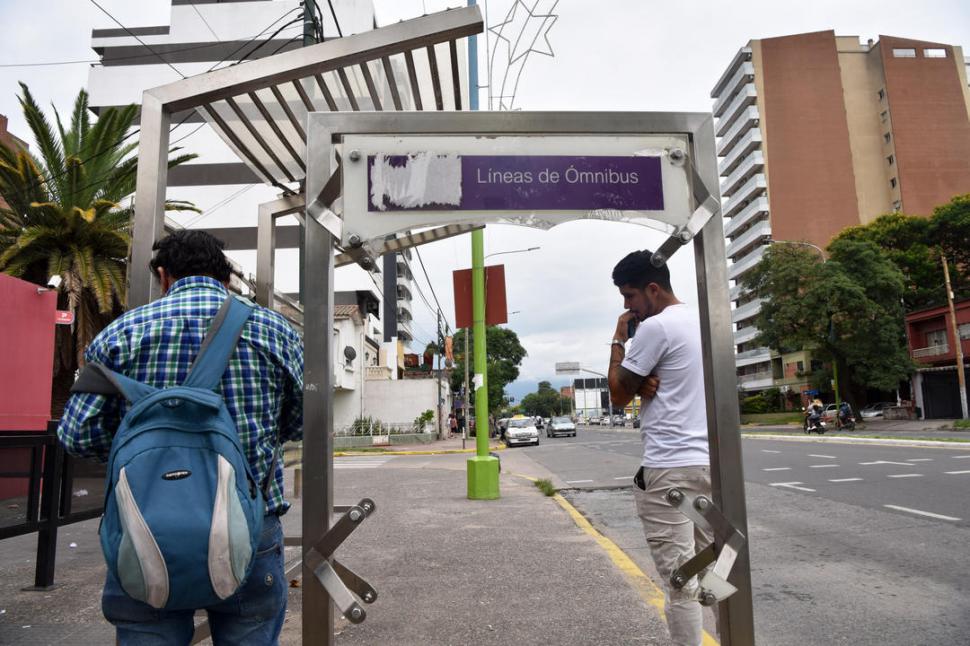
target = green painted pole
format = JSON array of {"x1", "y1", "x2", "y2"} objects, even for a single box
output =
[{"x1": 466, "y1": 0, "x2": 499, "y2": 499}]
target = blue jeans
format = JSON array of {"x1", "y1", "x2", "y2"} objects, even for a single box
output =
[{"x1": 102, "y1": 516, "x2": 286, "y2": 645}]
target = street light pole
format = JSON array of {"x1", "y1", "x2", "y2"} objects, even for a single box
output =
[
  {"x1": 767, "y1": 239, "x2": 840, "y2": 409},
  {"x1": 484, "y1": 246, "x2": 541, "y2": 260}
]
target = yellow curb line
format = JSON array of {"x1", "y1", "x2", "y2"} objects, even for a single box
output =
[
  {"x1": 510, "y1": 473, "x2": 719, "y2": 645},
  {"x1": 334, "y1": 445, "x2": 507, "y2": 457}
]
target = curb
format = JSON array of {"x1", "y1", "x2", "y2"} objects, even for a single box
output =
[
  {"x1": 506, "y1": 471, "x2": 718, "y2": 645},
  {"x1": 334, "y1": 444, "x2": 507, "y2": 457},
  {"x1": 742, "y1": 433, "x2": 970, "y2": 449}
]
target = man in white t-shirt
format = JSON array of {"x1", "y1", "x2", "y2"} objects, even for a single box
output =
[{"x1": 607, "y1": 249, "x2": 713, "y2": 646}]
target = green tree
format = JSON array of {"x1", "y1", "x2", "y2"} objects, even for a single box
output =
[
  {"x1": 520, "y1": 380, "x2": 568, "y2": 417},
  {"x1": 831, "y1": 195, "x2": 970, "y2": 309},
  {"x1": 742, "y1": 241, "x2": 913, "y2": 407},
  {"x1": 449, "y1": 326, "x2": 527, "y2": 413},
  {"x1": 0, "y1": 84, "x2": 197, "y2": 412}
]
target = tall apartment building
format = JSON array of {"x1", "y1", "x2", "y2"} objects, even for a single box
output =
[
  {"x1": 710, "y1": 31, "x2": 970, "y2": 398},
  {"x1": 85, "y1": 0, "x2": 417, "y2": 345},
  {"x1": 0, "y1": 114, "x2": 28, "y2": 212}
]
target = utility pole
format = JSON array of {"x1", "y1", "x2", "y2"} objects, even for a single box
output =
[
  {"x1": 436, "y1": 311, "x2": 444, "y2": 439},
  {"x1": 464, "y1": 331, "x2": 470, "y2": 450},
  {"x1": 942, "y1": 254, "x2": 968, "y2": 419}
]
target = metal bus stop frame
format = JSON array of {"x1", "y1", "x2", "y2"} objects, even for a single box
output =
[{"x1": 303, "y1": 110, "x2": 754, "y2": 645}]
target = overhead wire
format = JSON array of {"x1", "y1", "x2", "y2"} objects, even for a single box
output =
[
  {"x1": 414, "y1": 246, "x2": 451, "y2": 333},
  {"x1": 206, "y1": 6, "x2": 303, "y2": 71},
  {"x1": 326, "y1": 0, "x2": 344, "y2": 37},
  {"x1": 188, "y1": 1, "x2": 221, "y2": 41}
]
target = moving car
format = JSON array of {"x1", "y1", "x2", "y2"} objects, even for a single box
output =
[
  {"x1": 860, "y1": 402, "x2": 895, "y2": 419},
  {"x1": 546, "y1": 416, "x2": 577, "y2": 438},
  {"x1": 505, "y1": 418, "x2": 540, "y2": 447}
]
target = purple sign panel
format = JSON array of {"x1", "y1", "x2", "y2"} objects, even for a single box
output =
[{"x1": 368, "y1": 154, "x2": 663, "y2": 212}]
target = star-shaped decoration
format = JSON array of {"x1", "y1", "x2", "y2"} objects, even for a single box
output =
[{"x1": 489, "y1": 0, "x2": 559, "y2": 67}]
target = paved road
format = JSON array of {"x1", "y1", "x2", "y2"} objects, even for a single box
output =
[{"x1": 515, "y1": 427, "x2": 970, "y2": 645}]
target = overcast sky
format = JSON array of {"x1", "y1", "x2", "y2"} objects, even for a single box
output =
[{"x1": 1, "y1": 0, "x2": 968, "y2": 402}]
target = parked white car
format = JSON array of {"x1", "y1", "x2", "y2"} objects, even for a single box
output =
[
  {"x1": 505, "y1": 418, "x2": 540, "y2": 446},
  {"x1": 860, "y1": 402, "x2": 895, "y2": 419}
]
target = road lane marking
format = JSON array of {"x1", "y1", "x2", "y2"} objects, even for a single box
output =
[
  {"x1": 883, "y1": 505, "x2": 961, "y2": 522},
  {"x1": 762, "y1": 467, "x2": 791, "y2": 471},
  {"x1": 566, "y1": 479, "x2": 594, "y2": 484},
  {"x1": 952, "y1": 455, "x2": 970, "y2": 459},
  {"x1": 887, "y1": 473, "x2": 923, "y2": 478},
  {"x1": 945, "y1": 470, "x2": 970, "y2": 475},
  {"x1": 809, "y1": 464, "x2": 839, "y2": 468},
  {"x1": 614, "y1": 476, "x2": 632, "y2": 480},
  {"x1": 808, "y1": 454, "x2": 837, "y2": 459},
  {"x1": 770, "y1": 482, "x2": 816, "y2": 492},
  {"x1": 906, "y1": 458, "x2": 933, "y2": 462},
  {"x1": 761, "y1": 450, "x2": 781, "y2": 453},
  {"x1": 551, "y1": 493, "x2": 720, "y2": 646},
  {"x1": 828, "y1": 478, "x2": 863, "y2": 482},
  {"x1": 859, "y1": 460, "x2": 914, "y2": 466}
]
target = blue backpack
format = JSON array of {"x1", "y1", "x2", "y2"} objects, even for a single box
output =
[{"x1": 72, "y1": 295, "x2": 270, "y2": 610}]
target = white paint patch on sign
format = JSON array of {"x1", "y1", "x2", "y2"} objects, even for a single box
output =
[{"x1": 369, "y1": 152, "x2": 462, "y2": 211}]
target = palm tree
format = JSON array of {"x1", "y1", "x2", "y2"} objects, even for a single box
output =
[{"x1": 0, "y1": 83, "x2": 198, "y2": 413}]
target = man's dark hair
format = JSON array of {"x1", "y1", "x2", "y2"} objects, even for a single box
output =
[
  {"x1": 611, "y1": 249, "x2": 672, "y2": 291},
  {"x1": 150, "y1": 230, "x2": 233, "y2": 283}
]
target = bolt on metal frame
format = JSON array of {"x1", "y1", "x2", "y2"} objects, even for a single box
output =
[{"x1": 306, "y1": 110, "x2": 755, "y2": 645}]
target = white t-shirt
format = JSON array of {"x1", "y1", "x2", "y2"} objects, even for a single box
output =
[{"x1": 621, "y1": 303, "x2": 710, "y2": 468}]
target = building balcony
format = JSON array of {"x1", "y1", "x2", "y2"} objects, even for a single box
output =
[
  {"x1": 735, "y1": 346, "x2": 772, "y2": 368},
  {"x1": 395, "y1": 262, "x2": 413, "y2": 281},
  {"x1": 719, "y1": 127, "x2": 762, "y2": 177},
  {"x1": 717, "y1": 107, "x2": 760, "y2": 157},
  {"x1": 729, "y1": 282, "x2": 749, "y2": 302},
  {"x1": 722, "y1": 174, "x2": 767, "y2": 220},
  {"x1": 713, "y1": 62, "x2": 756, "y2": 117},
  {"x1": 726, "y1": 218, "x2": 771, "y2": 260},
  {"x1": 396, "y1": 285, "x2": 412, "y2": 301},
  {"x1": 711, "y1": 47, "x2": 752, "y2": 98},
  {"x1": 727, "y1": 245, "x2": 765, "y2": 282},
  {"x1": 732, "y1": 298, "x2": 764, "y2": 324},
  {"x1": 724, "y1": 196, "x2": 769, "y2": 237},
  {"x1": 721, "y1": 151, "x2": 765, "y2": 198},
  {"x1": 738, "y1": 370, "x2": 774, "y2": 391},
  {"x1": 715, "y1": 84, "x2": 757, "y2": 137},
  {"x1": 734, "y1": 325, "x2": 760, "y2": 346},
  {"x1": 365, "y1": 366, "x2": 392, "y2": 380},
  {"x1": 912, "y1": 343, "x2": 949, "y2": 359}
]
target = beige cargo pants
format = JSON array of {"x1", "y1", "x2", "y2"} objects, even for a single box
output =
[{"x1": 633, "y1": 465, "x2": 714, "y2": 646}]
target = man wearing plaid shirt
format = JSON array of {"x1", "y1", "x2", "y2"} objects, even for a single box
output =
[{"x1": 58, "y1": 230, "x2": 303, "y2": 645}]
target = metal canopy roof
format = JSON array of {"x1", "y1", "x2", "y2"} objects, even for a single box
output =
[
  {"x1": 131, "y1": 6, "x2": 484, "y2": 306},
  {"x1": 160, "y1": 7, "x2": 480, "y2": 189}
]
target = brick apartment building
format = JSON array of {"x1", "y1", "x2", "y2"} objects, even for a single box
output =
[{"x1": 710, "y1": 31, "x2": 970, "y2": 399}]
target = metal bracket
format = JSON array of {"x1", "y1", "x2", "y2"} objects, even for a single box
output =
[
  {"x1": 306, "y1": 170, "x2": 344, "y2": 240},
  {"x1": 651, "y1": 153, "x2": 721, "y2": 267},
  {"x1": 665, "y1": 487, "x2": 745, "y2": 606},
  {"x1": 302, "y1": 498, "x2": 377, "y2": 624}
]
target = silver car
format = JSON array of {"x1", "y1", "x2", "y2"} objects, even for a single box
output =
[
  {"x1": 505, "y1": 419, "x2": 540, "y2": 446},
  {"x1": 546, "y1": 416, "x2": 577, "y2": 438}
]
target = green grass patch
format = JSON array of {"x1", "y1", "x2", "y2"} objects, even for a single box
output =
[
  {"x1": 954, "y1": 419, "x2": 970, "y2": 430},
  {"x1": 740, "y1": 412, "x2": 804, "y2": 426},
  {"x1": 534, "y1": 478, "x2": 557, "y2": 496}
]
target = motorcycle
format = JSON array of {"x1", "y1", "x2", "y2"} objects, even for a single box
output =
[
  {"x1": 837, "y1": 412, "x2": 856, "y2": 431},
  {"x1": 804, "y1": 415, "x2": 827, "y2": 434}
]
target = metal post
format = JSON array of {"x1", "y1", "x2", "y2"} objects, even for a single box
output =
[
  {"x1": 129, "y1": 94, "x2": 171, "y2": 308},
  {"x1": 437, "y1": 311, "x2": 444, "y2": 439},
  {"x1": 463, "y1": 329, "x2": 470, "y2": 449},
  {"x1": 255, "y1": 203, "x2": 277, "y2": 308},
  {"x1": 942, "y1": 254, "x2": 969, "y2": 419},
  {"x1": 303, "y1": 129, "x2": 336, "y2": 644},
  {"x1": 31, "y1": 439, "x2": 63, "y2": 590},
  {"x1": 691, "y1": 118, "x2": 755, "y2": 645}
]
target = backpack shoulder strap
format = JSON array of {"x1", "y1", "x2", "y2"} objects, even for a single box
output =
[
  {"x1": 71, "y1": 363, "x2": 158, "y2": 403},
  {"x1": 183, "y1": 295, "x2": 255, "y2": 391}
]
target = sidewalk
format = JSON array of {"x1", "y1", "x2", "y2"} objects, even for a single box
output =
[
  {"x1": 0, "y1": 442, "x2": 677, "y2": 645},
  {"x1": 741, "y1": 418, "x2": 968, "y2": 441}
]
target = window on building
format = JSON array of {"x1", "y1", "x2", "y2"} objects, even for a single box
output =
[
  {"x1": 959, "y1": 323, "x2": 970, "y2": 340},
  {"x1": 883, "y1": 132, "x2": 892, "y2": 144},
  {"x1": 892, "y1": 200, "x2": 902, "y2": 211},
  {"x1": 796, "y1": 361, "x2": 805, "y2": 373},
  {"x1": 890, "y1": 177, "x2": 898, "y2": 189},
  {"x1": 926, "y1": 329, "x2": 947, "y2": 348},
  {"x1": 887, "y1": 154, "x2": 894, "y2": 165},
  {"x1": 880, "y1": 110, "x2": 888, "y2": 123},
  {"x1": 923, "y1": 48, "x2": 947, "y2": 58},
  {"x1": 878, "y1": 88, "x2": 886, "y2": 100},
  {"x1": 892, "y1": 48, "x2": 916, "y2": 58}
]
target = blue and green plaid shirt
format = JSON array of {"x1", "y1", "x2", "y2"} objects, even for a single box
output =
[{"x1": 57, "y1": 276, "x2": 304, "y2": 514}]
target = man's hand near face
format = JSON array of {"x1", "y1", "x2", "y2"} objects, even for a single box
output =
[{"x1": 639, "y1": 374, "x2": 660, "y2": 400}]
